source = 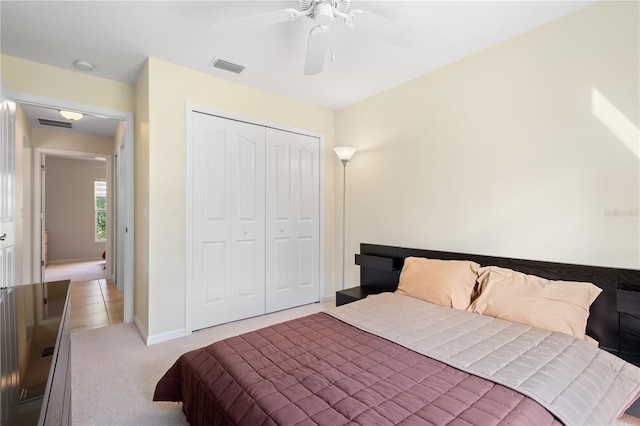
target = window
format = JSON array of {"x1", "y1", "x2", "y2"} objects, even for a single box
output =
[{"x1": 94, "y1": 180, "x2": 107, "y2": 242}]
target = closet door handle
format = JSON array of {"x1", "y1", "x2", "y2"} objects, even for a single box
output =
[{"x1": 0, "y1": 234, "x2": 6, "y2": 241}]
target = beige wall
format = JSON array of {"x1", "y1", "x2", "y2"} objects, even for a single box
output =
[
  {"x1": 4, "y1": 0, "x2": 637, "y2": 342},
  {"x1": 45, "y1": 157, "x2": 106, "y2": 261},
  {"x1": 14, "y1": 103, "x2": 31, "y2": 285},
  {"x1": 32, "y1": 127, "x2": 115, "y2": 155},
  {"x1": 134, "y1": 61, "x2": 150, "y2": 334},
  {"x1": 0, "y1": 49, "x2": 336, "y2": 340},
  {"x1": 30, "y1": 128, "x2": 114, "y2": 265},
  {"x1": 335, "y1": 0, "x2": 639, "y2": 285},
  {"x1": 143, "y1": 58, "x2": 335, "y2": 337},
  {"x1": 2, "y1": 55, "x2": 134, "y2": 285},
  {"x1": 1, "y1": 55, "x2": 134, "y2": 113},
  {"x1": 19, "y1": 106, "x2": 33, "y2": 284}
]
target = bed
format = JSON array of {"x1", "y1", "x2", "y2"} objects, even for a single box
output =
[{"x1": 154, "y1": 243, "x2": 640, "y2": 425}]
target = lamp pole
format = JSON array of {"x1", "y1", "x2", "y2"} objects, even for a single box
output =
[
  {"x1": 341, "y1": 159, "x2": 348, "y2": 290},
  {"x1": 334, "y1": 146, "x2": 356, "y2": 291}
]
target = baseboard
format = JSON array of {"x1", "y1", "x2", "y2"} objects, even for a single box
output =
[
  {"x1": 48, "y1": 257, "x2": 103, "y2": 265},
  {"x1": 321, "y1": 294, "x2": 336, "y2": 302},
  {"x1": 146, "y1": 327, "x2": 187, "y2": 346},
  {"x1": 133, "y1": 315, "x2": 148, "y2": 344}
]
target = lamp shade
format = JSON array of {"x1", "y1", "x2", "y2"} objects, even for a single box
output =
[
  {"x1": 60, "y1": 110, "x2": 84, "y2": 121},
  {"x1": 334, "y1": 146, "x2": 357, "y2": 162}
]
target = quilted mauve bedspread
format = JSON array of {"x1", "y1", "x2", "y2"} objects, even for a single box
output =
[{"x1": 154, "y1": 313, "x2": 560, "y2": 425}]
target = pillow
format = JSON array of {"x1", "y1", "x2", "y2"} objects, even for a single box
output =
[
  {"x1": 468, "y1": 266, "x2": 602, "y2": 340},
  {"x1": 395, "y1": 257, "x2": 480, "y2": 310},
  {"x1": 585, "y1": 335, "x2": 599, "y2": 347}
]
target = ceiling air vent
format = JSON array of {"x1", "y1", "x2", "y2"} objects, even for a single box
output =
[
  {"x1": 38, "y1": 118, "x2": 73, "y2": 129},
  {"x1": 210, "y1": 58, "x2": 245, "y2": 74}
]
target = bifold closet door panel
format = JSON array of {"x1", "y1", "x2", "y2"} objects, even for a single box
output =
[
  {"x1": 191, "y1": 113, "x2": 266, "y2": 331},
  {"x1": 265, "y1": 128, "x2": 320, "y2": 313}
]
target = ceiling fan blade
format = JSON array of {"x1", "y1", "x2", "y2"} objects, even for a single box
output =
[
  {"x1": 351, "y1": 10, "x2": 418, "y2": 50},
  {"x1": 210, "y1": 8, "x2": 300, "y2": 33},
  {"x1": 304, "y1": 26, "x2": 330, "y2": 76}
]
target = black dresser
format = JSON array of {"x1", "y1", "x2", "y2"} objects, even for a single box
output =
[{"x1": 0, "y1": 280, "x2": 71, "y2": 426}]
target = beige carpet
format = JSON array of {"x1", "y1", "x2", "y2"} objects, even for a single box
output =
[
  {"x1": 71, "y1": 301, "x2": 333, "y2": 425},
  {"x1": 45, "y1": 259, "x2": 107, "y2": 283}
]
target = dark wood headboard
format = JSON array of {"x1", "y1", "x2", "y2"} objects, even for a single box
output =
[{"x1": 356, "y1": 243, "x2": 640, "y2": 365}]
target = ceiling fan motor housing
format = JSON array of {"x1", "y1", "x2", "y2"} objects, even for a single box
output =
[{"x1": 314, "y1": 3, "x2": 334, "y2": 26}]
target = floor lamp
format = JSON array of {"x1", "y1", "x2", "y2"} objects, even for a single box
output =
[{"x1": 334, "y1": 146, "x2": 357, "y2": 290}]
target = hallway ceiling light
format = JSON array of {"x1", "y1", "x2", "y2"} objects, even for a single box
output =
[{"x1": 59, "y1": 110, "x2": 84, "y2": 121}]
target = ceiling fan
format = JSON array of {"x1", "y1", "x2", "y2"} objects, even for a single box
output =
[{"x1": 211, "y1": 0, "x2": 413, "y2": 76}]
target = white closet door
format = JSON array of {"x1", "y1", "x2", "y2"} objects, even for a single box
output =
[
  {"x1": 191, "y1": 113, "x2": 266, "y2": 330},
  {"x1": 265, "y1": 128, "x2": 320, "y2": 313}
]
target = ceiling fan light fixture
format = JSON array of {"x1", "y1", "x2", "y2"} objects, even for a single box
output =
[
  {"x1": 59, "y1": 110, "x2": 84, "y2": 121},
  {"x1": 211, "y1": 0, "x2": 402, "y2": 77}
]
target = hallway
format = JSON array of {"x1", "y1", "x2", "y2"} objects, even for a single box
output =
[
  {"x1": 44, "y1": 259, "x2": 123, "y2": 332},
  {"x1": 69, "y1": 279, "x2": 123, "y2": 332}
]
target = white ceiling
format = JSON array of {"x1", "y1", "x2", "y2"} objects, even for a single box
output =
[{"x1": 2, "y1": 0, "x2": 595, "y2": 134}]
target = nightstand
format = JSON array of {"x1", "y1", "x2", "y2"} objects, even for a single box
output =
[
  {"x1": 618, "y1": 286, "x2": 640, "y2": 368},
  {"x1": 336, "y1": 286, "x2": 383, "y2": 306},
  {"x1": 336, "y1": 253, "x2": 402, "y2": 307}
]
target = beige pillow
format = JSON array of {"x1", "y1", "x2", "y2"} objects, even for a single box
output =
[
  {"x1": 585, "y1": 335, "x2": 599, "y2": 347},
  {"x1": 468, "y1": 266, "x2": 602, "y2": 340},
  {"x1": 395, "y1": 257, "x2": 480, "y2": 310}
]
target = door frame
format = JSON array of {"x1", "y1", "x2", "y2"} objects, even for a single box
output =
[
  {"x1": 184, "y1": 104, "x2": 325, "y2": 335},
  {"x1": 35, "y1": 148, "x2": 111, "y2": 273},
  {"x1": 114, "y1": 142, "x2": 126, "y2": 291},
  {"x1": 0, "y1": 98, "x2": 16, "y2": 289},
  {"x1": 13, "y1": 92, "x2": 134, "y2": 324}
]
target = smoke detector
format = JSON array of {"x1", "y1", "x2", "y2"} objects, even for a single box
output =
[{"x1": 73, "y1": 60, "x2": 95, "y2": 72}]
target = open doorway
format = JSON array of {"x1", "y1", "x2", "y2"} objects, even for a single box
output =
[
  {"x1": 10, "y1": 93, "x2": 134, "y2": 327},
  {"x1": 40, "y1": 154, "x2": 123, "y2": 330},
  {"x1": 42, "y1": 155, "x2": 109, "y2": 278}
]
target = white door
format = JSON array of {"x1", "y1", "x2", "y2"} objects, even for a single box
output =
[
  {"x1": 0, "y1": 100, "x2": 15, "y2": 288},
  {"x1": 191, "y1": 113, "x2": 266, "y2": 330},
  {"x1": 265, "y1": 128, "x2": 320, "y2": 313}
]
